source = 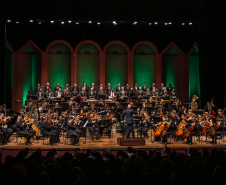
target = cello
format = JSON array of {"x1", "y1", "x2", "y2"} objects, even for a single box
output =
[{"x1": 175, "y1": 119, "x2": 186, "y2": 137}]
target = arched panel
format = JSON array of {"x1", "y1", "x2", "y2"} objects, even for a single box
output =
[
  {"x1": 77, "y1": 43, "x2": 100, "y2": 86},
  {"x1": 161, "y1": 42, "x2": 187, "y2": 103},
  {"x1": 104, "y1": 41, "x2": 130, "y2": 87},
  {"x1": 188, "y1": 42, "x2": 201, "y2": 106},
  {"x1": 47, "y1": 42, "x2": 72, "y2": 88},
  {"x1": 15, "y1": 40, "x2": 43, "y2": 107},
  {"x1": 133, "y1": 43, "x2": 156, "y2": 87}
]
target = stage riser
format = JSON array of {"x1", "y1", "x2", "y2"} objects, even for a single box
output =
[{"x1": 117, "y1": 138, "x2": 145, "y2": 146}]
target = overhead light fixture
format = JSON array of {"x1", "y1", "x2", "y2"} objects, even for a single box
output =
[
  {"x1": 113, "y1": 21, "x2": 117, "y2": 25},
  {"x1": 68, "y1": 20, "x2": 72, "y2": 23},
  {"x1": 16, "y1": 21, "x2": 19, "y2": 24},
  {"x1": 76, "y1": 22, "x2": 79, "y2": 24},
  {"x1": 164, "y1": 23, "x2": 168, "y2": 25},
  {"x1": 88, "y1": 21, "x2": 92, "y2": 23},
  {"x1": 133, "y1": 22, "x2": 137, "y2": 25},
  {"x1": 38, "y1": 22, "x2": 41, "y2": 24},
  {"x1": 154, "y1": 22, "x2": 158, "y2": 24},
  {"x1": 189, "y1": 22, "x2": 192, "y2": 25},
  {"x1": 169, "y1": 22, "x2": 172, "y2": 25},
  {"x1": 97, "y1": 22, "x2": 101, "y2": 25},
  {"x1": 51, "y1": 20, "x2": 54, "y2": 23},
  {"x1": 30, "y1": 20, "x2": 33, "y2": 23},
  {"x1": 148, "y1": 23, "x2": 152, "y2": 25},
  {"x1": 182, "y1": 23, "x2": 185, "y2": 25},
  {"x1": 7, "y1": 20, "x2": 11, "y2": 22},
  {"x1": 61, "y1": 21, "x2": 64, "y2": 24}
]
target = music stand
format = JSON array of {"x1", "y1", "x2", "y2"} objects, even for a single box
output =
[
  {"x1": 61, "y1": 102, "x2": 69, "y2": 111},
  {"x1": 143, "y1": 96, "x2": 151, "y2": 99},
  {"x1": 42, "y1": 109, "x2": 49, "y2": 113},
  {"x1": 136, "y1": 102, "x2": 143, "y2": 108},
  {"x1": 47, "y1": 104, "x2": 55, "y2": 109},
  {"x1": 146, "y1": 106, "x2": 154, "y2": 115},
  {"x1": 95, "y1": 103, "x2": 104, "y2": 107},
  {"x1": 102, "y1": 119, "x2": 111, "y2": 126},
  {"x1": 131, "y1": 96, "x2": 138, "y2": 101},
  {"x1": 64, "y1": 96, "x2": 71, "y2": 101},
  {"x1": 80, "y1": 101, "x2": 89, "y2": 107},
  {"x1": 108, "y1": 102, "x2": 116, "y2": 107},
  {"x1": 99, "y1": 94, "x2": 107, "y2": 100}
]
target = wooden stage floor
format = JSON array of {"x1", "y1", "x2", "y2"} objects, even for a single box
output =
[{"x1": 1, "y1": 132, "x2": 226, "y2": 149}]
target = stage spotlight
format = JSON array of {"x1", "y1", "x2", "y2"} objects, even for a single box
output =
[
  {"x1": 16, "y1": 21, "x2": 19, "y2": 24},
  {"x1": 51, "y1": 20, "x2": 54, "y2": 23},
  {"x1": 113, "y1": 21, "x2": 117, "y2": 25},
  {"x1": 88, "y1": 21, "x2": 92, "y2": 23},
  {"x1": 97, "y1": 22, "x2": 101, "y2": 24},
  {"x1": 182, "y1": 23, "x2": 185, "y2": 25},
  {"x1": 76, "y1": 22, "x2": 79, "y2": 24},
  {"x1": 148, "y1": 23, "x2": 152, "y2": 25},
  {"x1": 68, "y1": 20, "x2": 72, "y2": 23},
  {"x1": 61, "y1": 21, "x2": 64, "y2": 24},
  {"x1": 154, "y1": 22, "x2": 158, "y2": 24},
  {"x1": 133, "y1": 22, "x2": 137, "y2": 25},
  {"x1": 169, "y1": 22, "x2": 172, "y2": 25},
  {"x1": 7, "y1": 20, "x2": 11, "y2": 22},
  {"x1": 38, "y1": 22, "x2": 41, "y2": 24},
  {"x1": 189, "y1": 22, "x2": 192, "y2": 25},
  {"x1": 164, "y1": 23, "x2": 168, "y2": 25},
  {"x1": 30, "y1": 20, "x2": 33, "y2": 23}
]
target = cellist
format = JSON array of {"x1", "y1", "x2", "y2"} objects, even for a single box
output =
[
  {"x1": 186, "y1": 117, "x2": 201, "y2": 145},
  {"x1": 162, "y1": 116, "x2": 175, "y2": 144},
  {"x1": 209, "y1": 117, "x2": 224, "y2": 144}
]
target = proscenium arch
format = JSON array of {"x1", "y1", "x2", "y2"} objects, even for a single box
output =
[
  {"x1": 103, "y1": 41, "x2": 131, "y2": 86},
  {"x1": 45, "y1": 40, "x2": 73, "y2": 87},
  {"x1": 74, "y1": 41, "x2": 102, "y2": 86},
  {"x1": 131, "y1": 41, "x2": 159, "y2": 86},
  {"x1": 74, "y1": 40, "x2": 102, "y2": 85}
]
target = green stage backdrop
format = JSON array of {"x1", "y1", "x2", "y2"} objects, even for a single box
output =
[
  {"x1": 77, "y1": 55, "x2": 100, "y2": 86},
  {"x1": 133, "y1": 55, "x2": 156, "y2": 87},
  {"x1": 105, "y1": 55, "x2": 128, "y2": 87},
  {"x1": 48, "y1": 55, "x2": 71, "y2": 88}
]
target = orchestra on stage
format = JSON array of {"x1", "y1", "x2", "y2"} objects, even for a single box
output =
[{"x1": 0, "y1": 81, "x2": 225, "y2": 146}]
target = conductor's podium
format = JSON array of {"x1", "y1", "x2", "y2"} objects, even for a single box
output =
[{"x1": 117, "y1": 138, "x2": 145, "y2": 146}]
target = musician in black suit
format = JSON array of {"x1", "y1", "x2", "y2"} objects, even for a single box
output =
[
  {"x1": 162, "y1": 90, "x2": 170, "y2": 99},
  {"x1": 67, "y1": 119, "x2": 80, "y2": 146},
  {"x1": 123, "y1": 104, "x2": 139, "y2": 138},
  {"x1": 159, "y1": 83, "x2": 165, "y2": 92},
  {"x1": 45, "y1": 89, "x2": 53, "y2": 99},
  {"x1": 54, "y1": 88, "x2": 63, "y2": 98},
  {"x1": 97, "y1": 88, "x2": 106, "y2": 99},
  {"x1": 87, "y1": 113, "x2": 100, "y2": 140},
  {"x1": 35, "y1": 83, "x2": 41, "y2": 93},
  {"x1": 106, "y1": 83, "x2": 112, "y2": 93},
  {"x1": 116, "y1": 83, "x2": 121, "y2": 92},
  {"x1": 79, "y1": 87, "x2": 87, "y2": 98},
  {"x1": 211, "y1": 117, "x2": 225, "y2": 144},
  {"x1": 142, "y1": 82, "x2": 148, "y2": 92},
  {"x1": 40, "y1": 117, "x2": 57, "y2": 146},
  {"x1": 186, "y1": 117, "x2": 201, "y2": 145},
  {"x1": 167, "y1": 83, "x2": 173, "y2": 93},
  {"x1": 136, "y1": 87, "x2": 144, "y2": 98},
  {"x1": 44, "y1": 82, "x2": 51, "y2": 92},
  {"x1": 125, "y1": 83, "x2": 131, "y2": 96},
  {"x1": 64, "y1": 87, "x2": 71, "y2": 96},
  {"x1": 134, "y1": 83, "x2": 138, "y2": 91},
  {"x1": 108, "y1": 88, "x2": 116, "y2": 99},
  {"x1": 72, "y1": 87, "x2": 79, "y2": 97},
  {"x1": 150, "y1": 83, "x2": 156, "y2": 92},
  {"x1": 15, "y1": 116, "x2": 34, "y2": 145},
  {"x1": 37, "y1": 88, "x2": 44, "y2": 100},
  {"x1": 64, "y1": 83, "x2": 70, "y2": 91},
  {"x1": 145, "y1": 88, "x2": 152, "y2": 96},
  {"x1": 137, "y1": 112, "x2": 149, "y2": 139},
  {"x1": 90, "y1": 82, "x2": 96, "y2": 91},
  {"x1": 118, "y1": 87, "x2": 127, "y2": 98},
  {"x1": 204, "y1": 102, "x2": 217, "y2": 114},
  {"x1": 0, "y1": 113, "x2": 13, "y2": 142},
  {"x1": 54, "y1": 82, "x2": 61, "y2": 92},
  {"x1": 71, "y1": 84, "x2": 79, "y2": 92},
  {"x1": 170, "y1": 88, "x2": 177, "y2": 99},
  {"x1": 88, "y1": 88, "x2": 96, "y2": 99},
  {"x1": 163, "y1": 116, "x2": 176, "y2": 144},
  {"x1": 81, "y1": 82, "x2": 89, "y2": 93},
  {"x1": 0, "y1": 124, "x2": 5, "y2": 145},
  {"x1": 153, "y1": 87, "x2": 161, "y2": 96}
]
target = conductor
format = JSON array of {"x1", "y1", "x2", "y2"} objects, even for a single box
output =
[{"x1": 123, "y1": 104, "x2": 139, "y2": 138}]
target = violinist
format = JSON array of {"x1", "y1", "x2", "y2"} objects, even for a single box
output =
[
  {"x1": 101, "y1": 112, "x2": 112, "y2": 138},
  {"x1": 88, "y1": 87, "x2": 96, "y2": 99},
  {"x1": 15, "y1": 116, "x2": 33, "y2": 145},
  {"x1": 40, "y1": 117, "x2": 57, "y2": 146},
  {"x1": 186, "y1": 117, "x2": 201, "y2": 145},
  {"x1": 162, "y1": 116, "x2": 176, "y2": 144},
  {"x1": 137, "y1": 112, "x2": 149, "y2": 139},
  {"x1": 51, "y1": 116, "x2": 62, "y2": 143},
  {"x1": 67, "y1": 116, "x2": 81, "y2": 146},
  {"x1": 87, "y1": 113, "x2": 100, "y2": 140},
  {"x1": 0, "y1": 113, "x2": 13, "y2": 142}
]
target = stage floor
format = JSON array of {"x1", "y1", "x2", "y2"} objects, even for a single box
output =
[{"x1": 2, "y1": 131, "x2": 226, "y2": 149}]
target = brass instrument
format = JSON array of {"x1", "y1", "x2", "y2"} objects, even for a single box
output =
[{"x1": 191, "y1": 95, "x2": 198, "y2": 110}]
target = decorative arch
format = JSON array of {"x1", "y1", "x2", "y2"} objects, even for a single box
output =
[
  {"x1": 160, "y1": 41, "x2": 187, "y2": 103},
  {"x1": 131, "y1": 41, "x2": 159, "y2": 86},
  {"x1": 187, "y1": 42, "x2": 201, "y2": 106},
  {"x1": 74, "y1": 40, "x2": 102, "y2": 85},
  {"x1": 43, "y1": 40, "x2": 74, "y2": 86},
  {"x1": 103, "y1": 41, "x2": 131, "y2": 86},
  {"x1": 17, "y1": 39, "x2": 43, "y2": 54}
]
